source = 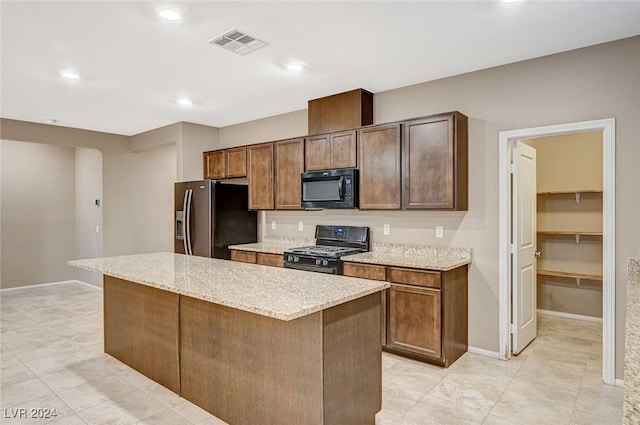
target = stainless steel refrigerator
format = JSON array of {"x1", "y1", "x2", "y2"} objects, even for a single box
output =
[{"x1": 174, "y1": 180, "x2": 257, "y2": 259}]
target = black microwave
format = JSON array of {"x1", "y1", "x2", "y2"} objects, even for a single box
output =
[{"x1": 301, "y1": 169, "x2": 359, "y2": 209}]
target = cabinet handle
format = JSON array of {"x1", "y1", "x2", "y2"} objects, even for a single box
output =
[{"x1": 534, "y1": 250, "x2": 542, "y2": 258}]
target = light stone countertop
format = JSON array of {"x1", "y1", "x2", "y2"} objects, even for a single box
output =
[
  {"x1": 624, "y1": 257, "x2": 640, "y2": 424},
  {"x1": 229, "y1": 236, "x2": 315, "y2": 255},
  {"x1": 68, "y1": 252, "x2": 388, "y2": 321},
  {"x1": 342, "y1": 243, "x2": 472, "y2": 271}
]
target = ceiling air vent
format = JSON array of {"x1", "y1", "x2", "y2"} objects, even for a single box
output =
[{"x1": 208, "y1": 28, "x2": 268, "y2": 56}]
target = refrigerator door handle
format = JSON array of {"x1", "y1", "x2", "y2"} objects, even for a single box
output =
[
  {"x1": 181, "y1": 189, "x2": 189, "y2": 254},
  {"x1": 185, "y1": 189, "x2": 193, "y2": 255}
]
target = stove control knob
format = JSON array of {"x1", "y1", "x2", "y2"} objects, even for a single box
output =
[
  {"x1": 322, "y1": 259, "x2": 329, "y2": 266},
  {"x1": 315, "y1": 259, "x2": 321, "y2": 265},
  {"x1": 294, "y1": 256, "x2": 299, "y2": 263},
  {"x1": 287, "y1": 255, "x2": 293, "y2": 262}
]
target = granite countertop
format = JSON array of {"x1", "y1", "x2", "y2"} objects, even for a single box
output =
[
  {"x1": 68, "y1": 252, "x2": 388, "y2": 321},
  {"x1": 624, "y1": 258, "x2": 640, "y2": 424},
  {"x1": 229, "y1": 236, "x2": 314, "y2": 255},
  {"x1": 343, "y1": 243, "x2": 472, "y2": 271}
]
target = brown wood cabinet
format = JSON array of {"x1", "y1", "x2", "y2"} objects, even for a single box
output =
[
  {"x1": 388, "y1": 283, "x2": 441, "y2": 358},
  {"x1": 342, "y1": 261, "x2": 468, "y2": 367},
  {"x1": 274, "y1": 138, "x2": 304, "y2": 210},
  {"x1": 358, "y1": 123, "x2": 402, "y2": 209},
  {"x1": 256, "y1": 252, "x2": 284, "y2": 268},
  {"x1": 203, "y1": 147, "x2": 247, "y2": 180},
  {"x1": 230, "y1": 250, "x2": 284, "y2": 268},
  {"x1": 226, "y1": 146, "x2": 247, "y2": 178},
  {"x1": 247, "y1": 143, "x2": 274, "y2": 210},
  {"x1": 230, "y1": 250, "x2": 256, "y2": 264},
  {"x1": 305, "y1": 130, "x2": 357, "y2": 171},
  {"x1": 203, "y1": 151, "x2": 225, "y2": 179},
  {"x1": 308, "y1": 89, "x2": 373, "y2": 135},
  {"x1": 402, "y1": 112, "x2": 468, "y2": 210}
]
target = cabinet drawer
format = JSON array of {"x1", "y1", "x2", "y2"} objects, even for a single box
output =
[
  {"x1": 256, "y1": 253, "x2": 284, "y2": 268},
  {"x1": 388, "y1": 267, "x2": 441, "y2": 289},
  {"x1": 230, "y1": 250, "x2": 256, "y2": 264},
  {"x1": 343, "y1": 262, "x2": 387, "y2": 281}
]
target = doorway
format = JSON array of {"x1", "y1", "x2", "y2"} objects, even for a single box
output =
[{"x1": 498, "y1": 118, "x2": 616, "y2": 385}]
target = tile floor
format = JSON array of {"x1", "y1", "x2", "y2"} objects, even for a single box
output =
[{"x1": 0, "y1": 282, "x2": 623, "y2": 425}]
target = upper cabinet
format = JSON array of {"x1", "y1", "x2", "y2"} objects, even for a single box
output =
[
  {"x1": 358, "y1": 123, "x2": 402, "y2": 210},
  {"x1": 203, "y1": 147, "x2": 247, "y2": 179},
  {"x1": 305, "y1": 130, "x2": 357, "y2": 171},
  {"x1": 308, "y1": 89, "x2": 373, "y2": 135},
  {"x1": 274, "y1": 138, "x2": 304, "y2": 210},
  {"x1": 226, "y1": 146, "x2": 247, "y2": 178},
  {"x1": 247, "y1": 143, "x2": 274, "y2": 210},
  {"x1": 203, "y1": 151, "x2": 225, "y2": 180},
  {"x1": 402, "y1": 112, "x2": 468, "y2": 210}
]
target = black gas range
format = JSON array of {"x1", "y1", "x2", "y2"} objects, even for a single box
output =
[{"x1": 284, "y1": 225, "x2": 370, "y2": 275}]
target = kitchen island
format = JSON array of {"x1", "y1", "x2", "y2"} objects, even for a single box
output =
[{"x1": 68, "y1": 252, "x2": 389, "y2": 425}]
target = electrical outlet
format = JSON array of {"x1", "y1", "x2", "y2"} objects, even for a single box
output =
[
  {"x1": 271, "y1": 221, "x2": 276, "y2": 230},
  {"x1": 383, "y1": 224, "x2": 390, "y2": 236},
  {"x1": 436, "y1": 226, "x2": 444, "y2": 239},
  {"x1": 298, "y1": 221, "x2": 304, "y2": 232}
]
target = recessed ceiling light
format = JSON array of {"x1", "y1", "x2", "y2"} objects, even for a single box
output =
[
  {"x1": 177, "y1": 97, "x2": 192, "y2": 106},
  {"x1": 284, "y1": 61, "x2": 306, "y2": 72},
  {"x1": 502, "y1": 0, "x2": 520, "y2": 3},
  {"x1": 59, "y1": 70, "x2": 80, "y2": 80},
  {"x1": 45, "y1": 119, "x2": 58, "y2": 124},
  {"x1": 158, "y1": 8, "x2": 182, "y2": 21}
]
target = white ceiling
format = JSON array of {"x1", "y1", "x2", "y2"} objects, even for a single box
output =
[{"x1": 2, "y1": 1, "x2": 639, "y2": 136}]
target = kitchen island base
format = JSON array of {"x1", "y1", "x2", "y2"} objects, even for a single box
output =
[{"x1": 104, "y1": 275, "x2": 382, "y2": 425}]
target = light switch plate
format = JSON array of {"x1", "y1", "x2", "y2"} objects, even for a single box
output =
[
  {"x1": 298, "y1": 221, "x2": 304, "y2": 232},
  {"x1": 383, "y1": 224, "x2": 390, "y2": 236},
  {"x1": 436, "y1": 225, "x2": 444, "y2": 238},
  {"x1": 271, "y1": 221, "x2": 276, "y2": 230}
]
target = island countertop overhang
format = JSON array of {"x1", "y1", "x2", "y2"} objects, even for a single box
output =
[{"x1": 68, "y1": 252, "x2": 389, "y2": 321}]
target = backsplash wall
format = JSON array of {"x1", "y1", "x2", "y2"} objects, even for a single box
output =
[{"x1": 264, "y1": 210, "x2": 468, "y2": 247}]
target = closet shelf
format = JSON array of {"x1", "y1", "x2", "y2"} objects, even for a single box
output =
[
  {"x1": 537, "y1": 190, "x2": 602, "y2": 195},
  {"x1": 537, "y1": 269, "x2": 602, "y2": 281},
  {"x1": 537, "y1": 231, "x2": 602, "y2": 236}
]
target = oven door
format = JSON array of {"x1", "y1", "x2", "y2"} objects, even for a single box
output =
[{"x1": 284, "y1": 254, "x2": 339, "y2": 274}]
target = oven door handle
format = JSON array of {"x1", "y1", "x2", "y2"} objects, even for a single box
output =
[{"x1": 338, "y1": 176, "x2": 344, "y2": 199}]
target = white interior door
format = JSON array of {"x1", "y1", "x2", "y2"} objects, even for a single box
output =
[{"x1": 512, "y1": 142, "x2": 537, "y2": 354}]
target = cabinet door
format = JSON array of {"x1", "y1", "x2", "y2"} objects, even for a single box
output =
[
  {"x1": 330, "y1": 130, "x2": 357, "y2": 169},
  {"x1": 388, "y1": 283, "x2": 441, "y2": 359},
  {"x1": 226, "y1": 146, "x2": 247, "y2": 178},
  {"x1": 305, "y1": 134, "x2": 331, "y2": 171},
  {"x1": 358, "y1": 123, "x2": 401, "y2": 209},
  {"x1": 204, "y1": 151, "x2": 225, "y2": 179},
  {"x1": 402, "y1": 113, "x2": 468, "y2": 210},
  {"x1": 230, "y1": 250, "x2": 257, "y2": 264},
  {"x1": 274, "y1": 138, "x2": 304, "y2": 210},
  {"x1": 247, "y1": 143, "x2": 274, "y2": 210},
  {"x1": 256, "y1": 253, "x2": 284, "y2": 268}
]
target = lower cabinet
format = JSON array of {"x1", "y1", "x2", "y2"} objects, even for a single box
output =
[
  {"x1": 230, "y1": 250, "x2": 283, "y2": 268},
  {"x1": 343, "y1": 261, "x2": 468, "y2": 367},
  {"x1": 388, "y1": 284, "x2": 441, "y2": 359}
]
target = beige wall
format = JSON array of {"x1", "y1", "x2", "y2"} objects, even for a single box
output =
[
  {"x1": 220, "y1": 110, "x2": 307, "y2": 148},
  {"x1": 0, "y1": 140, "x2": 77, "y2": 288},
  {"x1": 103, "y1": 144, "x2": 176, "y2": 256},
  {"x1": 180, "y1": 122, "x2": 219, "y2": 181},
  {"x1": 75, "y1": 148, "x2": 103, "y2": 286},
  {"x1": 213, "y1": 36, "x2": 640, "y2": 379}
]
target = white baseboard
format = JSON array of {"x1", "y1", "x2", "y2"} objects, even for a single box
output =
[
  {"x1": 615, "y1": 379, "x2": 625, "y2": 388},
  {"x1": 537, "y1": 309, "x2": 602, "y2": 323},
  {"x1": 468, "y1": 346, "x2": 502, "y2": 359},
  {"x1": 0, "y1": 279, "x2": 102, "y2": 292}
]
